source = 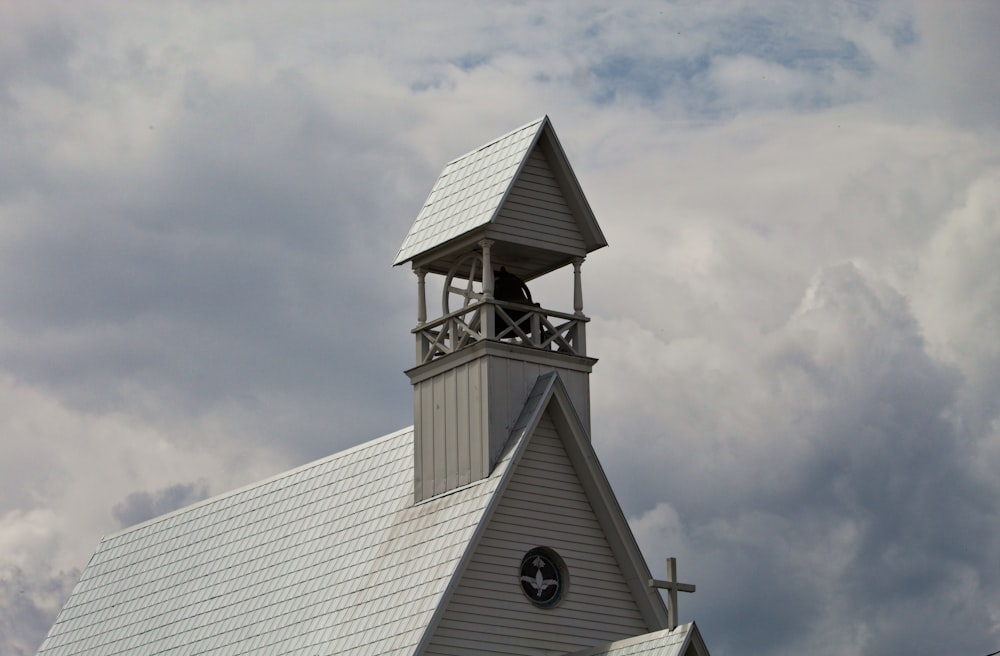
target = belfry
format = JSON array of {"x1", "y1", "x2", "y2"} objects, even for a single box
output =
[
  {"x1": 394, "y1": 116, "x2": 607, "y2": 501},
  {"x1": 36, "y1": 116, "x2": 712, "y2": 656}
]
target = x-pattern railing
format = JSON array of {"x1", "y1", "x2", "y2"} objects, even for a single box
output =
[{"x1": 415, "y1": 300, "x2": 587, "y2": 364}]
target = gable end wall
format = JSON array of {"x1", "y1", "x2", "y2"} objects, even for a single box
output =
[
  {"x1": 489, "y1": 148, "x2": 588, "y2": 256},
  {"x1": 422, "y1": 411, "x2": 649, "y2": 655}
]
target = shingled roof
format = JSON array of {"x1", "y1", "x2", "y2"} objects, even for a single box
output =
[
  {"x1": 394, "y1": 117, "x2": 544, "y2": 266},
  {"x1": 393, "y1": 116, "x2": 606, "y2": 278},
  {"x1": 37, "y1": 427, "x2": 505, "y2": 656},
  {"x1": 568, "y1": 624, "x2": 709, "y2": 656},
  {"x1": 36, "y1": 373, "x2": 692, "y2": 656}
]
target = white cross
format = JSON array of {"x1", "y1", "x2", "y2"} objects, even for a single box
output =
[{"x1": 648, "y1": 557, "x2": 696, "y2": 630}]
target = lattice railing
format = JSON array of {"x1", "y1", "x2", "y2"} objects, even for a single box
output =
[{"x1": 414, "y1": 300, "x2": 588, "y2": 364}]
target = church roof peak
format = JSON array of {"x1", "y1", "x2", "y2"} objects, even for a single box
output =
[{"x1": 393, "y1": 115, "x2": 606, "y2": 272}]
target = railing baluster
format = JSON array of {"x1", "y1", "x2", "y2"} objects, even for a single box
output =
[{"x1": 415, "y1": 299, "x2": 588, "y2": 362}]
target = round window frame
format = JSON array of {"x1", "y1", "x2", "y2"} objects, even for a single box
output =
[{"x1": 518, "y1": 547, "x2": 569, "y2": 608}]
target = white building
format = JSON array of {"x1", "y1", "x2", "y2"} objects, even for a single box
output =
[{"x1": 37, "y1": 117, "x2": 712, "y2": 656}]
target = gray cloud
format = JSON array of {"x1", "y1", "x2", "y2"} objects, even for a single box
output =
[
  {"x1": 627, "y1": 263, "x2": 997, "y2": 655},
  {"x1": 0, "y1": 34, "x2": 420, "y2": 460},
  {"x1": 111, "y1": 481, "x2": 211, "y2": 529},
  {"x1": 0, "y1": 566, "x2": 78, "y2": 656}
]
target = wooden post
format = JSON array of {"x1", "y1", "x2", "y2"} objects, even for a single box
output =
[
  {"x1": 480, "y1": 239, "x2": 495, "y2": 339},
  {"x1": 414, "y1": 268, "x2": 428, "y2": 362},
  {"x1": 481, "y1": 239, "x2": 494, "y2": 299},
  {"x1": 415, "y1": 268, "x2": 427, "y2": 325},
  {"x1": 573, "y1": 258, "x2": 586, "y2": 355},
  {"x1": 649, "y1": 557, "x2": 696, "y2": 631},
  {"x1": 573, "y1": 257, "x2": 585, "y2": 315}
]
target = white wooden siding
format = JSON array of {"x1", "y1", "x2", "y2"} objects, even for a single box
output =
[
  {"x1": 487, "y1": 355, "x2": 592, "y2": 451},
  {"x1": 412, "y1": 344, "x2": 593, "y2": 501},
  {"x1": 490, "y1": 149, "x2": 588, "y2": 255},
  {"x1": 423, "y1": 412, "x2": 649, "y2": 655},
  {"x1": 414, "y1": 357, "x2": 490, "y2": 500}
]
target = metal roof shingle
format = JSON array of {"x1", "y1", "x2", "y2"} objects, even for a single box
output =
[
  {"x1": 393, "y1": 117, "x2": 546, "y2": 265},
  {"x1": 36, "y1": 428, "x2": 502, "y2": 656}
]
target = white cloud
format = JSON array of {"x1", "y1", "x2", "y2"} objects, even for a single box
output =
[
  {"x1": 0, "y1": 374, "x2": 289, "y2": 574},
  {"x1": 911, "y1": 169, "x2": 1000, "y2": 371}
]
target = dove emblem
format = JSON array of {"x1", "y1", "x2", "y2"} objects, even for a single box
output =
[{"x1": 519, "y1": 549, "x2": 564, "y2": 607}]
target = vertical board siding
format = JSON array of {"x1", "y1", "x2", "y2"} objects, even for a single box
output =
[
  {"x1": 444, "y1": 368, "x2": 459, "y2": 491},
  {"x1": 473, "y1": 358, "x2": 487, "y2": 477},
  {"x1": 431, "y1": 374, "x2": 446, "y2": 497},
  {"x1": 487, "y1": 357, "x2": 541, "y2": 462},
  {"x1": 561, "y1": 372, "x2": 591, "y2": 436},
  {"x1": 415, "y1": 358, "x2": 489, "y2": 500},
  {"x1": 415, "y1": 352, "x2": 592, "y2": 501},
  {"x1": 455, "y1": 365, "x2": 471, "y2": 488},
  {"x1": 492, "y1": 149, "x2": 587, "y2": 254},
  {"x1": 423, "y1": 413, "x2": 648, "y2": 655},
  {"x1": 417, "y1": 376, "x2": 435, "y2": 499}
]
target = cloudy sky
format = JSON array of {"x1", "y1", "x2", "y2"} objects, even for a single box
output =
[{"x1": 2, "y1": 1, "x2": 999, "y2": 654}]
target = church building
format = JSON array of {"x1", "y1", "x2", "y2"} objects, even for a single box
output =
[{"x1": 36, "y1": 117, "x2": 712, "y2": 656}]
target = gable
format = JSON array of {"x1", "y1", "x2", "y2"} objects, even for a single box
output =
[
  {"x1": 422, "y1": 410, "x2": 650, "y2": 655},
  {"x1": 489, "y1": 147, "x2": 589, "y2": 256}
]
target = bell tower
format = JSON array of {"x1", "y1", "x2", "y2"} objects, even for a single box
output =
[{"x1": 394, "y1": 116, "x2": 607, "y2": 502}]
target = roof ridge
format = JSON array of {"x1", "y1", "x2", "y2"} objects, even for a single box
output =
[{"x1": 443, "y1": 115, "x2": 547, "y2": 166}]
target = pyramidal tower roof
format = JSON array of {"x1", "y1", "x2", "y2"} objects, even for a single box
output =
[{"x1": 394, "y1": 116, "x2": 607, "y2": 278}]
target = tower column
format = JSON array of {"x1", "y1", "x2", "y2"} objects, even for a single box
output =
[
  {"x1": 415, "y1": 267, "x2": 427, "y2": 325},
  {"x1": 415, "y1": 268, "x2": 428, "y2": 362},
  {"x1": 573, "y1": 257, "x2": 585, "y2": 315},
  {"x1": 481, "y1": 239, "x2": 495, "y2": 299},
  {"x1": 573, "y1": 257, "x2": 586, "y2": 356},
  {"x1": 480, "y1": 239, "x2": 495, "y2": 339}
]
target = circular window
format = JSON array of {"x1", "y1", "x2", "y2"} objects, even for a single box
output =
[{"x1": 519, "y1": 547, "x2": 567, "y2": 607}]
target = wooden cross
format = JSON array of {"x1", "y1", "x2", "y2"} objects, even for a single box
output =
[{"x1": 648, "y1": 557, "x2": 696, "y2": 630}]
